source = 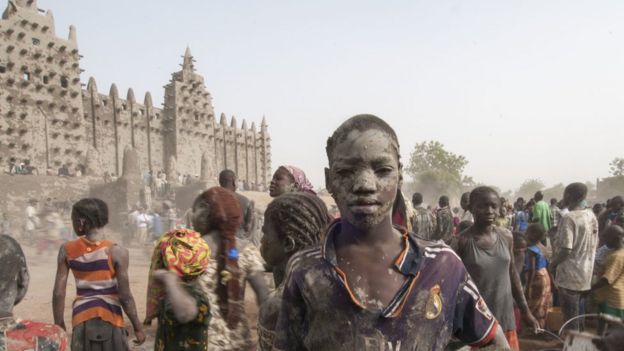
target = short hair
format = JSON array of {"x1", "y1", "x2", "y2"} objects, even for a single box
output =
[
  {"x1": 439, "y1": 195, "x2": 449, "y2": 207},
  {"x1": 326, "y1": 114, "x2": 399, "y2": 164},
  {"x1": 534, "y1": 191, "x2": 544, "y2": 201},
  {"x1": 469, "y1": 186, "x2": 499, "y2": 209},
  {"x1": 0, "y1": 235, "x2": 27, "y2": 296},
  {"x1": 412, "y1": 192, "x2": 423, "y2": 206},
  {"x1": 461, "y1": 192, "x2": 471, "y2": 202},
  {"x1": 611, "y1": 196, "x2": 624, "y2": 208},
  {"x1": 218, "y1": 169, "x2": 236, "y2": 187},
  {"x1": 526, "y1": 223, "x2": 546, "y2": 241},
  {"x1": 265, "y1": 192, "x2": 331, "y2": 252},
  {"x1": 513, "y1": 232, "x2": 527, "y2": 247},
  {"x1": 563, "y1": 183, "x2": 588, "y2": 204},
  {"x1": 550, "y1": 198, "x2": 557, "y2": 205},
  {"x1": 72, "y1": 198, "x2": 109, "y2": 229}
]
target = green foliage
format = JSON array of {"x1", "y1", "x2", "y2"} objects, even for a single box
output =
[
  {"x1": 610, "y1": 158, "x2": 624, "y2": 177},
  {"x1": 407, "y1": 141, "x2": 469, "y2": 199},
  {"x1": 408, "y1": 141, "x2": 468, "y2": 176},
  {"x1": 515, "y1": 179, "x2": 545, "y2": 200}
]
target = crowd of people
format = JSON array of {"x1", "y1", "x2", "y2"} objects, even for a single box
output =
[
  {"x1": 5, "y1": 157, "x2": 88, "y2": 177},
  {"x1": 1, "y1": 115, "x2": 623, "y2": 350}
]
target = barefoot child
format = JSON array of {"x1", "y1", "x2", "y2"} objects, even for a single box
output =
[
  {"x1": 273, "y1": 115, "x2": 509, "y2": 350},
  {"x1": 52, "y1": 198, "x2": 145, "y2": 350}
]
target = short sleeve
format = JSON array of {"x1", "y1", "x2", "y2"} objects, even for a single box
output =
[
  {"x1": 603, "y1": 253, "x2": 624, "y2": 285},
  {"x1": 453, "y1": 272, "x2": 498, "y2": 347},
  {"x1": 272, "y1": 267, "x2": 306, "y2": 351},
  {"x1": 240, "y1": 244, "x2": 266, "y2": 277},
  {"x1": 557, "y1": 216, "x2": 575, "y2": 250}
]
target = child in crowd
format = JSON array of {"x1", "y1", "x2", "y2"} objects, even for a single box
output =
[
  {"x1": 273, "y1": 115, "x2": 510, "y2": 350},
  {"x1": 52, "y1": 198, "x2": 145, "y2": 350},
  {"x1": 146, "y1": 228, "x2": 212, "y2": 350},
  {"x1": 258, "y1": 192, "x2": 331, "y2": 350},
  {"x1": 456, "y1": 186, "x2": 540, "y2": 351},
  {"x1": 589, "y1": 225, "x2": 624, "y2": 320},
  {"x1": 512, "y1": 232, "x2": 528, "y2": 286},
  {"x1": 524, "y1": 223, "x2": 552, "y2": 328}
]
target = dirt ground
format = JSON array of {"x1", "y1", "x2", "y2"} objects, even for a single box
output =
[
  {"x1": 13, "y1": 243, "x2": 261, "y2": 351},
  {"x1": 14, "y1": 242, "x2": 563, "y2": 351}
]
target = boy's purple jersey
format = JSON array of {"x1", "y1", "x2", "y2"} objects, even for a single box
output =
[{"x1": 273, "y1": 220, "x2": 498, "y2": 351}]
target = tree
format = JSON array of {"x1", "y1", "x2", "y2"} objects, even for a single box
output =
[
  {"x1": 610, "y1": 158, "x2": 624, "y2": 177},
  {"x1": 407, "y1": 141, "x2": 469, "y2": 200},
  {"x1": 515, "y1": 179, "x2": 545, "y2": 201}
]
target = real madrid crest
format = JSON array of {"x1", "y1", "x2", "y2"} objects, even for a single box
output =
[{"x1": 425, "y1": 284, "x2": 443, "y2": 320}]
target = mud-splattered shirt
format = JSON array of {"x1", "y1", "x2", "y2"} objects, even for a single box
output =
[
  {"x1": 273, "y1": 221, "x2": 498, "y2": 351},
  {"x1": 0, "y1": 318, "x2": 68, "y2": 351}
]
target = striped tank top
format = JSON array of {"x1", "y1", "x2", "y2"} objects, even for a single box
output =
[{"x1": 65, "y1": 237, "x2": 125, "y2": 328}]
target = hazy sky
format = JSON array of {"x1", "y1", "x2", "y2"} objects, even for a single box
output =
[{"x1": 42, "y1": 0, "x2": 624, "y2": 192}]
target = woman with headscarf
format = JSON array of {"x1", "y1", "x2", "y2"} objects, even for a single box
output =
[
  {"x1": 269, "y1": 165, "x2": 315, "y2": 197},
  {"x1": 192, "y1": 187, "x2": 269, "y2": 350},
  {"x1": 145, "y1": 228, "x2": 211, "y2": 350}
]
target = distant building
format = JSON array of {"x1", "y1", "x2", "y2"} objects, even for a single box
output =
[{"x1": 0, "y1": 0, "x2": 271, "y2": 187}]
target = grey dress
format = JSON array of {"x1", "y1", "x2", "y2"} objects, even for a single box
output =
[{"x1": 461, "y1": 229, "x2": 516, "y2": 331}]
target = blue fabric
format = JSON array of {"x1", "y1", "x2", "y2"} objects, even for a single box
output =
[
  {"x1": 526, "y1": 245, "x2": 548, "y2": 270},
  {"x1": 515, "y1": 211, "x2": 528, "y2": 232}
]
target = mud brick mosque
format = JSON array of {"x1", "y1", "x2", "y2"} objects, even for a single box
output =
[{"x1": 0, "y1": 0, "x2": 272, "y2": 187}]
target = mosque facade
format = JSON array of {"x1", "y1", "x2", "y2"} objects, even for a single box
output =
[{"x1": 0, "y1": 0, "x2": 272, "y2": 187}]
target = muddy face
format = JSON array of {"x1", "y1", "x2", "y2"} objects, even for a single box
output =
[
  {"x1": 269, "y1": 167, "x2": 296, "y2": 197},
  {"x1": 471, "y1": 191, "x2": 499, "y2": 226},
  {"x1": 260, "y1": 217, "x2": 287, "y2": 268},
  {"x1": 326, "y1": 129, "x2": 400, "y2": 230}
]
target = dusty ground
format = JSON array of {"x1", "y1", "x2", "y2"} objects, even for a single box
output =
[
  {"x1": 11, "y1": 189, "x2": 560, "y2": 351},
  {"x1": 14, "y1": 242, "x2": 562, "y2": 351},
  {"x1": 14, "y1": 243, "x2": 261, "y2": 351}
]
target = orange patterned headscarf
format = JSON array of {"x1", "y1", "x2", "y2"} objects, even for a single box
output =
[
  {"x1": 145, "y1": 228, "x2": 210, "y2": 322},
  {"x1": 159, "y1": 228, "x2": 210, "y2": 278}
]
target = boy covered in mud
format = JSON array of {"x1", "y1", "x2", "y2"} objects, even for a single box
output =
[{"x1": 272, "y1": 115, "x2": 509, "y2": 351}]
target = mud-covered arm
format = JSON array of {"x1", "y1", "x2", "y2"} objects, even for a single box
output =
[
  {"x1": 112, "y1": 245, "x2": 144, "y2": 343},
  {"x1": 153, "y1": 270, "x2": 199, "y2": 323},
  {"x1": 52, "y1": 245, "x2": 69, "y2": 330},
  {"x1": 272, "y1": 269, "x2": 306, "y2": 351},
  {"x1": 241, "y1": 244, "x2": 269, "y2": 305},
  {"x1": 248, "y1": 273, "x2": 269, "y2": 305},
  {"x1": 489, "y1": 324, "x2": 510, "y2": 349}
]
